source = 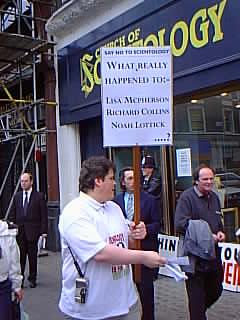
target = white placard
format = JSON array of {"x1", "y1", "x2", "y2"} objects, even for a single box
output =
[
  {"x1": 176, "y1": 148, "x2": 192, "y2": 177},
  {"x1": 158, "y1": 234, "x2": 182, "y2": 277},
  {"x1": 101, "y1": 47, "x2": 172, "y2": 147},
  {"x1": 158, "y1": 234, "x2": 240, "y2": 292},
  {"x1": 219, "y1": 242, "x2": 240, "y2": 292}
]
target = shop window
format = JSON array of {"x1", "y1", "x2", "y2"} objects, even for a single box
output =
[
  {"x1": 187, "y1": 107, "x2": 205, "y2": 132},
  {"x1": 221, "y1": 208, "x2": 239, "y2": 243},
  {"x1": 174, "y1": 104, "x2": 189, "y2": 132},
  {"x1": 224, "y1": 108, "x2": 234, "y2": 132},
  {"x1": 79, "y1": 117, "x2": 106, "y2": 160},
  {"x1": 174, "y1": 90, "x2": 240, "y2": 243}
]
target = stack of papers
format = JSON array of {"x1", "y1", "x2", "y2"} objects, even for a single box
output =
[{"x1": 164, "y1": 256, "x2": 189, "y2": 282}]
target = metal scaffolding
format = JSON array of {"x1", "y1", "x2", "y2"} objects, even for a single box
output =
[{"x1": 0, "y1": 0, "x2": 57, "y2": 218}]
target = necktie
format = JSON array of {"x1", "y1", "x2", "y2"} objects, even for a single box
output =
[
  {"x1": 126, "y1": 193, "x2": 134, "y2": 221},
  {"x1": 23, "y1": 191, "x2": 28, "y2": 216}
]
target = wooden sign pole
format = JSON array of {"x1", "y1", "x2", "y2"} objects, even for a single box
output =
[{"x1": 133, "y1": 145, "x2": 141, "y2": 283}]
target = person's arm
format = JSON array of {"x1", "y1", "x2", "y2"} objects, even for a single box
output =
[
  {"x1": 94, "y1": 243, "x2": 166, "y2": 268},
  {"x1": 174, "y1": 194, "x2": 192, "y2": 235},
  {"x1": 147, "y1": 177, "x2": 162, "y2": 197},
  {"x1": 213, "y1": 195, "x2": 225, "y2": 242},
  {"x1": 8, "y1": 234, "x2": 23, "y2": 301}
]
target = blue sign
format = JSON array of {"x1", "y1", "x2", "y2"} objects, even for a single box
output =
[{"x1": 58, "y1": 0, "x2": 240, "y2": 125}]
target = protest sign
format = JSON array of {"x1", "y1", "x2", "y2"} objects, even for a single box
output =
[
  {"x1": 158, "y1": 234, "x2": 181, "y2": 277},
  {"x1": 158, "y1": 235, "x2": 240, "y2": 291},
  {"x1": 101, "y1": 47, "x2": 172, "y2": 147},
  {"x1": 219, "y1": 242, "x2": 240, "y2": 292}
]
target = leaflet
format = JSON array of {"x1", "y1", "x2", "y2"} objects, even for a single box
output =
[
  {"x1": 165, "y1": 264, "x2": 188, "y2": 282},
  {"x1": 166, "y1": 256, "x2": 190, "y2": 266}
]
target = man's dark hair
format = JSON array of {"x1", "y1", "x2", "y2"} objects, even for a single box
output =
[
  {"x1": 119, "y1": 166, "x2": 133, "y2": 191},
  {"x1": 79, "y1": 156, "x2": 115, "y2": 193},
  {"x1": 192, "y1": 164, "x2": 215, "y2": 185}
]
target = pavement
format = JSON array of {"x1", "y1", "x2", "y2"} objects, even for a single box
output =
[
  {"x1": 23, "y1": 252, "x2": 64, "y2": 320},
  {"x1": 23, "y1": 252, "x2": 240, "y2": 320},
  {"x1": 155, "y1": 275, "x2": 240, "y2": 320}
]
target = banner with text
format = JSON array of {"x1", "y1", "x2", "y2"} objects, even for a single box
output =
[
  {"x1": 101, "y1": 47, "x2": 172, "y2": 147},
  {"x1": 219, "y1": 242, "x2": 240, "y2": 292},
  {"x1": 158, "y1": 235, "x2": 240, "y2": 292},
  {"x1": 158, "y1": 234, "x2": 181, "y2": 277}
]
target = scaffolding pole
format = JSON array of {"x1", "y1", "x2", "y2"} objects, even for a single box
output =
[
  {"x1": 4, "y1": 134, "x2": 37, "y2": 220},
  {"x1": 0, "y1": 0, "x2": 58, "y2": 227},
  {"x1": 31, "y1": 0, "x2": 40, "y2": 190},
  {"x1": 0, "y1": 138, "x2": 20, "y2": 197}
]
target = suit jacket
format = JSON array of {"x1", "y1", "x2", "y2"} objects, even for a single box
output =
[
  {"x1": 114, "y1": 191, "x2": 161, "y2": 252},
  {"x1": 9, "y1": 190, "x2": 48, "y2": 241}
]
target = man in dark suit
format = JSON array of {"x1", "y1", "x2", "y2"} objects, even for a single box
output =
[
  {"x1": 114, "y1": 167, "x2": 161, "y2": 320},
  {"x1": 9, "y1": 172, "x2": 48, "y2": 288}
]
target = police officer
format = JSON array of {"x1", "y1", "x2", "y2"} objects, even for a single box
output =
[
  {"x1": 141, "y1": 155, "x2": 162, "y2": 197},
  {"x1": 141, "y1": 155, "x2": 163, "y2": 231}
]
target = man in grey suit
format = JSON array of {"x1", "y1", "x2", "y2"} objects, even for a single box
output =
[{"x1": 9, "y1": 172, "x2": 48, "y2": 288}]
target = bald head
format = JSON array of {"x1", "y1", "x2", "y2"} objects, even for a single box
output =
[{"x1": 20, "y1": 173, "x2": 33, "y2": 191}]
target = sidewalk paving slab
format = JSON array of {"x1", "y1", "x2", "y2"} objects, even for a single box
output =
[
  {"x1": 23, "y1": 252, "x2": 240, "y2": 320},
  {"x1": 155, "y1": 275, "x2": 240, "y2": 320}
]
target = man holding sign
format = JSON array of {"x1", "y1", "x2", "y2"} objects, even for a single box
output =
[
  {"x1": 58, "y1": 156, "x2": 166, "y2": 320},
  {"x1": 100, "y1": 46, "x2": 171, "y2": 319}
]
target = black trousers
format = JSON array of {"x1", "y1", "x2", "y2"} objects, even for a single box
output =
[
  {"x1": 136, "y1": 267, "x2": 155, "y2": 320},
  {"x1": 185, "y1": 264, "x2": 223, "y2": 320},
  {"x1": 17, "y1": 226, "x2": 39, "y2": 283},
  {"x1": 0, "y1": 279, "x2": 12, "y2": 320}
]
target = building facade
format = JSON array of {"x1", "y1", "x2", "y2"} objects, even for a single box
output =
[
  {"x1": 47, "y1": 0, "x2": 240, "y2": 241},
  {"x1": 0, "y1": 0, "x2": 60, "y2": 250}
]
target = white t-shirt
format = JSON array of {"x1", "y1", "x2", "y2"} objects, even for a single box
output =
[{"x1": 58, "y1": 192, "x2": 137, "y2": 319}]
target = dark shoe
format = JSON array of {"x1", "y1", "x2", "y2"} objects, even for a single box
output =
[{"x1": 29, "y1": 281, "x2": 37, "y2": 288}]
